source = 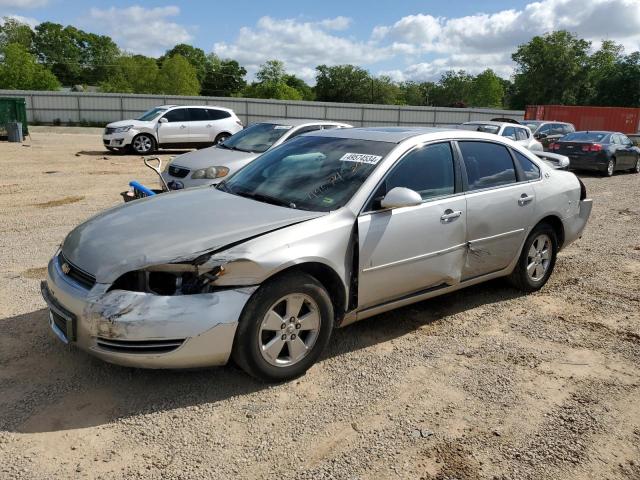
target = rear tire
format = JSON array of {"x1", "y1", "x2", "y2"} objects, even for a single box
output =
[
  {"x1": 603, "y1": 157, "x2": 615, "y2": 177},
  {"x1": 508, "y1": 223, "x2": 558, "y2": 293},
  {"x1": 130, "y1": 134, "x2": 156, "y2": 154},
  {"x1": 232, "y1": 272, "x2": 334, "y2": 382},
  {"x1": 632, "y1": 158, "x2": 640, "y2": 174}
]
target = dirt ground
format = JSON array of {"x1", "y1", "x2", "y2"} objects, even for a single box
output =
[{"x1": 0, "y1": 127, "x2": 639, "y2": 480}]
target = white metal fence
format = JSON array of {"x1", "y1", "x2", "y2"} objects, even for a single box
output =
[{"x1": 0, "y1": 90, "x2": 524, "y2": 127}]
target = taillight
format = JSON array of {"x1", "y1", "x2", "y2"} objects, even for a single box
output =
[
  {"x1": 551, "y1": 143, "x2": 560, "y2": 150},
  {"x1": 236, "y1": 120, "x2": 243, "y2": 127},
  {"x1": 582, "y1": 144, "x2": 602, "y2": 152}
]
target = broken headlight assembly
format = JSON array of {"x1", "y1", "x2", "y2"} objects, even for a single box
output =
[{"x1": 109, "y1": 264, "x2": 226, "y2": 296}]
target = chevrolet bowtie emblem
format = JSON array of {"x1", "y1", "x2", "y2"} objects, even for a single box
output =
[{"x1": 61, "y1": 263, "x2": 71, "y2": 275}]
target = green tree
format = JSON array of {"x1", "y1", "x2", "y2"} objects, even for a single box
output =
[
  {"x1": 157, "y1": 54, "x2": 200, "y2": 96},
  {"x1": 469, "y1": 69, "x2": 505, "y2": 107},
  {"x1": 243, "y1": 60, "x2": 305, "y2": 100},
  {"x1": 0, "y1": 43, "x2": 60, "y2": 90},
  {"x1": 160, "y1": 44, "x2": 207, "y2": 84},
  {"x1": 201, "y1": 53, "x2": 247, "y2": 96},
  {"x1": 99, "y1": 54, "x2": 159, "y2": 94},
  {"x1": 511, "y1": 30, "x2": 591, "y2": 108},
  {"x1": 315, "y1": 64, "x2": 372, "y2": 103},
  {"x1": 33, "y1": 22, "x2": 119, "y2": 86},
  {"x1": 369, "y1": 76, "x2": 401, "y2": 104},
  {"x1": 593, "y1": 52, "x2": 640, "y2": 107},
  {"x1": 584, "y1": 40, "x2": 625, "y2": 105},
  {"x1": 398, "y1": 81, "x2": 429, "y2": 106},
  {"x1": 0, "y1": 17, "x2": 34, "y2": 49},
  {"x1": 431, "y1": 70, "x2": 474, "y2": 107},
  {"x1": 284, "y1": 74, "x2": 314, "y2": 101}
]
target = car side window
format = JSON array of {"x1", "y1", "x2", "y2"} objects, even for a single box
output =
[
  {"x1": 538, "y1": 124, "x2": 551, "y2": 134},
  {"x1": 563, "y1": 124, "x2": 575, "y2": 133},
  {"x1": 188, "y1": 108, "x2": 209, "y2": 122},
  {"x1": 515, "y1": 128, "x2": 528, "y2": 141},
  {"x1": 207, "y1": 109, "x2": 232, "y2": 120},
  {"x1": 611, "y1": 134, "x2": 620, "y2": 145},
  {"x1": 286, "y1": 125, "x2": 324, "y2": 141},
  {"x1": 513, "y1": 150, "x2": 541, "y2": 181},
  {"x1": 371, "y1": 142, "x2": 455, "y2": 207},
  {"x1": 459, "y1": 141, "x2": 517, "y2": 190},
  {"x1": 619, "y1": 134, "x2": 632, "y2": 146},
  {"x1": 502, "y1": 126, "x2": 517, "y2": 140},
  {"x1": 163, "y1": 108, "x2": 187, "y2": 123}
]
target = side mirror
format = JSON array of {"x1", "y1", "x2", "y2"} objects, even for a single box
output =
[
  {"x1": 380, "y1": 187, "x2": 422, "y2": 209},
  {"x1": 536, "y1": 133, "x2": 547, "y2": 139},
  {"x1": 159, "y1": 117, "x2": 168, "y2": 124}
]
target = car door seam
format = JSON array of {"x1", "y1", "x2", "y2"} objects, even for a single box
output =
[{"x1": 362, "y1": 242, "x2": 467, "y2": 273}]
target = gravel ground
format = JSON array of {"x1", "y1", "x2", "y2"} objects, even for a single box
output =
[{"x1": 1, "y1": 127, "x2": 639, "y2": 480}]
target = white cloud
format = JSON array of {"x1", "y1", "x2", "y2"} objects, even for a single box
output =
[
  {"x1": 373, "y1": 0, "x2": 640, "y2": 80},
  {"x1": 86, "y1": 5, "x2": 193, "y2": 57},
  {"x1": 0, "y1": 13, "x2": 38, "y2": 27},
  {"x1": 0, "y1": 0, "x2": 47, "y2": 8},
  {"x1": 213, "y1": 16, "x2": 391, "y2": 82}
]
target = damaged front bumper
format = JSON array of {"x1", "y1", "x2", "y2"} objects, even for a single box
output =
[{"x1": 41, "y1": 253, "x2": 256, "y2": 369}]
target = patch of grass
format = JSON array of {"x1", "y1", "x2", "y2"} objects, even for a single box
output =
[{"x1": 33, "y1": 195, "x2": 85, "y2": 208}]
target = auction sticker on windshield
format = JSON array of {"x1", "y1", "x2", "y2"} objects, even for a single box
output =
[
  {"x1": 274, "y1": 125, "x2": 293, "y2": 130},
  {"x1": 339, "y1": 153, "x2": 383, "y2": 165}
]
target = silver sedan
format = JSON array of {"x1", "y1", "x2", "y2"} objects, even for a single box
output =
[{"x1": 41, "y1": 127, "x2": 592, "y2": 381}]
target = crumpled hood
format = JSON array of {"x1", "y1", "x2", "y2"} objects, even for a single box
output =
[
  {"x1": 62, "y1": 187, "x2": 324, "y2": 283},
  {"x1": 106, "y1": 119, "x2": 155, "y2": 129},
  {"x1": 170, "y1": 145, "x2": 259, "y2": 172}
]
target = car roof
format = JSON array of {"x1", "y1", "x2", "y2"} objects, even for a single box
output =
[
  {"x1": 463, "y1": 121, "x2": 524, "y2": 127},
  {"x1": 305, "y1": 126, "x2": 508, "y2": 144},
  {"x1": 253, "y1": 118, "x2": 352, "y2": 128},
  {"x1": 571, "y1": 131, "x2": 613, "y2": 135},
  {"x1": 160, "y1": 104, "x2": 235, "y2": 113}
]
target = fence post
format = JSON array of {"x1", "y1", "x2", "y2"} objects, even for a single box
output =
[
  {"x1": 245, "y1": 99, "x2": 250, "y2": 125},
  {"x1": 120, "y1": 95, "x2": 124, "y2": 120},
  {"x1": 434, "y1": 109, "x2": 438, "y2": 127},
  {"x1": 360, "y1": 106, "x2": 365, "y2": 127},
  {"x1": 397, "y1": 106, "x2": 401, "y2": 126}
]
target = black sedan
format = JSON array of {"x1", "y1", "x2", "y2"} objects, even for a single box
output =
[{"x1": 550, "y1": 131, "x2": 640, "y2": 176}]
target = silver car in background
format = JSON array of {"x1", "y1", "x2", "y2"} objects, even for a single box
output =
[
  {"x1": 161, "y1": 119, "x2": 351, "y2": 189},
  {"x1": 41, "y1": 127, "x2": 592, "y2": 381},
  {"x1": 460, "y1": 121, "x2": 543, "y2": 151}
]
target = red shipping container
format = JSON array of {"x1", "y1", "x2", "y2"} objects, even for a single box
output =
[{"x1": 525, "y1": 105, "x2": 640, "y2": 134}]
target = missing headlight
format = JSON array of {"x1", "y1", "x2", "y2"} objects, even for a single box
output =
[{"x1": 109, "y1": 265, "x2": 226, "y2": 295}]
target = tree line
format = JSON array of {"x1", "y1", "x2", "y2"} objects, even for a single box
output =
[{"x1": 1, "y1": 18, "x2": 639, "y2": 109}]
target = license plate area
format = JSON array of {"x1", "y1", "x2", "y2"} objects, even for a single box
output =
[{"x1": 41, "y1": 281, "x2": 77, "y2": 343}]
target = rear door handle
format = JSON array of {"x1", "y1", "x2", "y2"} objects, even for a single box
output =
[
  {"x1": 180, "y1": 125, "x2": 187, "y2": 129},
  {"x1": 206, "y1": 124, "x2": 212, "y2": 128},
  {"x1": 518, "y1": 194, "x2": 535, "y2": 206},
  {"x1": 440, "y1": 209, "x2": 462, "y2": 223}
]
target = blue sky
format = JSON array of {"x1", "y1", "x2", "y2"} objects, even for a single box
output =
[{"x1": 2, "y1": 0, "x2": 640, "y2": 82}]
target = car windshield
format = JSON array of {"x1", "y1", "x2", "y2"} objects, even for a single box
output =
[
  {"x1": 522, "y1": 122, "x2": 542, "y2": 131},
  {"x1": 219, "y1": 123, "x2": 292, "y2": 153},
  {"x1": 459, "y1": 123, "x2": 500, "y2": 134},
  {"x1": 562, "y1": 132, "x2": 608, "y2": 142},
  {"x1": 219, "y1": 136, "x2": 395, "y2": 212},
  {"x1": 137, "y1": 107, "x2": 167, "y2": 121}
]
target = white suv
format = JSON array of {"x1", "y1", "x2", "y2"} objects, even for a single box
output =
[
  {"x1": 103, "y1": 105, "x2": 243, "y2": 154},
  {"x1": 460, "y1": 121, "x2": 543, "y2": 151}
]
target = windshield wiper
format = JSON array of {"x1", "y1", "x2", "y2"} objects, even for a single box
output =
[{"x1": 233, "y1": 189, "x2": 296, "y2": 209}]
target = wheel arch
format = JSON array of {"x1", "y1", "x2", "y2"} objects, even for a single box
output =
[
  {"x1": 260, "y1": 262, "x2": 348, "y2": 324},
  {"x1": 535, "y1": 215, "x2": 565, "y2": 249}
]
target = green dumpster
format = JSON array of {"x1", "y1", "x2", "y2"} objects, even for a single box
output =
[{"x1": 0, "y1": 97, "x2": 28, "y2": 137}]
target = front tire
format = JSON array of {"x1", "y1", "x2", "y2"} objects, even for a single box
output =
[
  {"x1": 130, "y1": 134, "x2": 156, "y2": 154},
  {"x1": 232, "y1": 272, "x2": 334, "y2": 382},
  {"x1": 632, "y1": 158, "x2": 640, "y2": 174},
  {"x1": 508, "y1": 223, "x2": 558, "y2": 292},
  {"x1": 214, "y1": 133, "x2": 230, "y2": 145}
]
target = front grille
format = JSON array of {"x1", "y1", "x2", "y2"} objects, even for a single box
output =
[
  {"x1": 96, "y1": 337, "x2": 185, "y2": 355},
  {"x1": 105, "y1": 127, "x2": 116, "y2": 135},
  {"x1": 58, "y1": 253, "x2": 96, "y2": 289},
  {"x1": 168, "y1": 165, "x2": 190, "y2": 178}
]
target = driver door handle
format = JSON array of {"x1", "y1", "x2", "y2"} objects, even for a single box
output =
[
  {"x1": 440, "y1": 209, "x2": 462, "y2": 223},
  {"x1": 518, "y1": 194, "x2": 535, "y2": 206}
]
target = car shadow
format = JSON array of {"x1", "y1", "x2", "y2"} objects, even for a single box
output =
[
  {"x1": 0, "y1": 280, "x2": 522, "y2": 434},
  {"x1": 75, "y1": 150, "x2": 193, "y2": 157}
]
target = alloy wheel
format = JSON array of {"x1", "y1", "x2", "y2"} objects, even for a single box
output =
[
  {"x1": 258, "y1": 293, "x2": 320, "y2": 367},
  {"x1": 607, "y1": 160, "x2": 614, "y2": 176},
  {"x1": 133, "y1": 135, "x2": 152, "y2": 153},
  {"x1": 527, "y1": 234, "x2": 552, "y2": 282}
]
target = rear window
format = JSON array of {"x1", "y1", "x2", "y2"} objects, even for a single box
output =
[
  {"x1": 459, "y1": 124, "x2": 500, "y2": 135},
  {"x1": 562, "y1": 132, "x2": 608, "y2": 142},
  {"x1": 206, "y1": 109, "x2": 232, "y2": 120},
  {"x1": 459, "y1": 141, "x2": 517, "y2": 190}
]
